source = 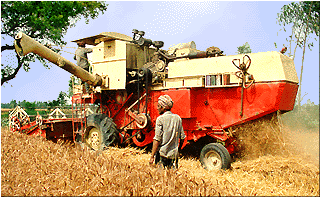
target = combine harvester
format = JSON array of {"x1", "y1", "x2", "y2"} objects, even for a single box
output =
[{"x1": 10, "y1": 30, "x2": 298, "y2": 170}]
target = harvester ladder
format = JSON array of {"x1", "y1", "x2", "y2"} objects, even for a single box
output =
[{"x1": 71, "y1": 93, "x2": 87, "y2": 142}]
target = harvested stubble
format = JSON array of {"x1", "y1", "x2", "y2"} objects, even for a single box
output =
[{"x1": 1, "y1": 115, "x2": 319, "y2": 196}]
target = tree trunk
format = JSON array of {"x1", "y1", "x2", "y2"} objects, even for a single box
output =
[
  {"x1": 293, "y1": 24, "x2": 303, "y2": 61},
  {"x1": 297, "y1": 4, "x2": 312, "y2": 112},
  {"x1": 1, "y1": 55, "x2": 23, "y2": 86},
  {"x1": 297, "y1": 28, "x2": 307, "y2": 111}
]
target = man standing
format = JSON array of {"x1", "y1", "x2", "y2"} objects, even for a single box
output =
[
  {"x1": 74, "y1": 41, "x2": 93, "y2": 93},
  {"x1": 149, "y1": 95, "x2": 186, "y2": 169}
]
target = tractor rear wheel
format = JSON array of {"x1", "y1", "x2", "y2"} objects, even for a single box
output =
[
  {"x1": 85, "y1": 114, "x2": 119, "y2": 151},
  {"x1": 200, "y1": 143, "x2": 231, "y2": 170}
]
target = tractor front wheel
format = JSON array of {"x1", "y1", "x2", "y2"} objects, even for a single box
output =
[
  {"x1": 85, "y1": 114, "x2": 119, "y2": 151},
  {"x1": 200, "y1": 143, "x2": 231, "y2": 170}
]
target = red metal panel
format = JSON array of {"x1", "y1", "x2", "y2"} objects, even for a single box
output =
[
  {"x1": 169, "y1": 89, "x2": 192, "y2": 118},
  {"x1": 150, "y1": 89, "x2": 192, "y2": 118},
  {"x1": 186, "y1": 81, "x2": 298, "y2": 131},
  {"x1": 278, "y1": 82, "x2": 299, "y2": 111}
]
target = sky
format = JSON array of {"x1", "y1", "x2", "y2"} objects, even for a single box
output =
[{"x1": 1, "y1": 1, "x2": 319, "y2": 105}]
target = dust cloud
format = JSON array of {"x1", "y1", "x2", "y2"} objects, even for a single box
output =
[
  {"x1": 282, "y1": 121, "x2": 319, "y2": 166},
  {"x1": 232, "y1": 112, "x2": 319, "y2": 166}
]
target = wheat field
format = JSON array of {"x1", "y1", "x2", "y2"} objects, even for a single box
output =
[{"x1": 1, "y1": 115, "x2": 319, "y2": 196}]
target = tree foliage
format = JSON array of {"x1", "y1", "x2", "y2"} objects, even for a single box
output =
[
  {"x1": 276, "y1": 1, "x2": 319, "y2": 108},
  {"x1": 57, "y1": 91, "x2": 68, "y2": 106},
  {"x1": 237, "y1": 42, "x2": 252, "y2": 54},
  {"x1": 1, "y1": 1, "x2": 108, "y2": 85},
  {"x1": 276, "y1": 1, "x2": 319, "y2": 59},
  {"x1": 302, "y1": 1, "x2": 320, "y2": 34},
  {"x1": 1, "y1": 90, "x2": 70, "y2": 111},
  {"x1": 68, "y1": 76, "x2": 75, "y2": 98}
]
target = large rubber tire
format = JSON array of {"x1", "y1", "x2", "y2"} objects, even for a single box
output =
[
  {"x1": 200, "y1": 143, "x2": 231, "y2": 170},
  {"x1": 85, "y1": 114, "x2": 119, "y2": 151}
]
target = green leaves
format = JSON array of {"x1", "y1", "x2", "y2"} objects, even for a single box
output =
[
  {"x1": 302, "y1": 1, "x2": 320, "y2": 36},
  {"x1": 237, "y1": 42, "x2": 252, "y2": 54},
  {"x1": 276, "y1": 1, "x2": 319, "y2": 108},
  {"x1": 276, "y1": 1, "x2": 318, "y2": 57},
  {"x1": 277, "y1": 2, "x2": 319, "y2": 38},
  {"x1": 57, "y1": 91, "x2": 68, "y2": 106},
  {"x1": 1, "y1": 1, "x2": 108, "y2": 85}
]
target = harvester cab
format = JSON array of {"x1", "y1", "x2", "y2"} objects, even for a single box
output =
[{"x1": 70, "y1": 30, "x2": 166, "y2": 94}]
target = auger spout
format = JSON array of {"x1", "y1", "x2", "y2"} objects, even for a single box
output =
[{"x1": 14, "y1": 32, "x2": 105, "y2": 87}]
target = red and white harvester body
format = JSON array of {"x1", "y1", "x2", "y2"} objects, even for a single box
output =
[{"x1": 11, "y1": 30, "x2": 298, "y2": 169}]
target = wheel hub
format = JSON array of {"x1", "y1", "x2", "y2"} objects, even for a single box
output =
[
  {"x1": 204, "y1": 151, "x2": 222, "y2": 170},
  {"x1": 87, "y1": 127, "x2": 101, "y2": 150}
]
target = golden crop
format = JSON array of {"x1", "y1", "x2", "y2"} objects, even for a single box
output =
[{"x1": 1, "y1": 115, "x2": 319, "y2": 196}]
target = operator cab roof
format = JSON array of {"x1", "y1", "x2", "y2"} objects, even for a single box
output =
[{"x1": 71, "y1": 32, "x2": 133, "y2": 46}]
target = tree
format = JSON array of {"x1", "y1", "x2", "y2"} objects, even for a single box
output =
[
  {"x1": 18, "y1": 100, "x2": 27, "y2": 108},
  {"x1": 47, "y1": 100, "x2": 59, "y2": 111},
  {"x1": 68, "y1": 76, "x2": 74, "y2": 98},
  {"x1": 276, "y1": 2, "x2": 319, "y2": 60},
  {"x1": 237, "y1": 42, "x2": 252, "y2": 54},
  {"x1": 276, "y1": 1, "x2": 319, "y2": 109},
  {"x1": 1, "y1": 1, "x2": 108, "y2": 85},
  {"x1": 1, "y1": 102, "x2": 10, "y2": 109},
  {"x1": 57, "y1": 91, "x2": 68, "y2": 106},
  {"x1": 25, "y1": 101, "x2": 36, "y2": 115},
  {"x1": 9, "y1": 99, "x2": 17, "y2": 109}
]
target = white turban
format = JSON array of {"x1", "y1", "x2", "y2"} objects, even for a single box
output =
[{"x1": 158, "y1": 95, "x2": 173, "y2": 110}]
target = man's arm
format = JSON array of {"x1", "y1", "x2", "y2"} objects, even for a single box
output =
[
  {"x1": 149, "y1": 139, "x2": 160, "y2": 164},
  {"x1": 178, "y1": 138, "x2": 185, "y2": 151},
  {"x1": 178, "y1": 117, "x2": 185, "y2": 150},
  {"x1": 150, "y1": 117, "x2": 162, "y2": 164}
]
